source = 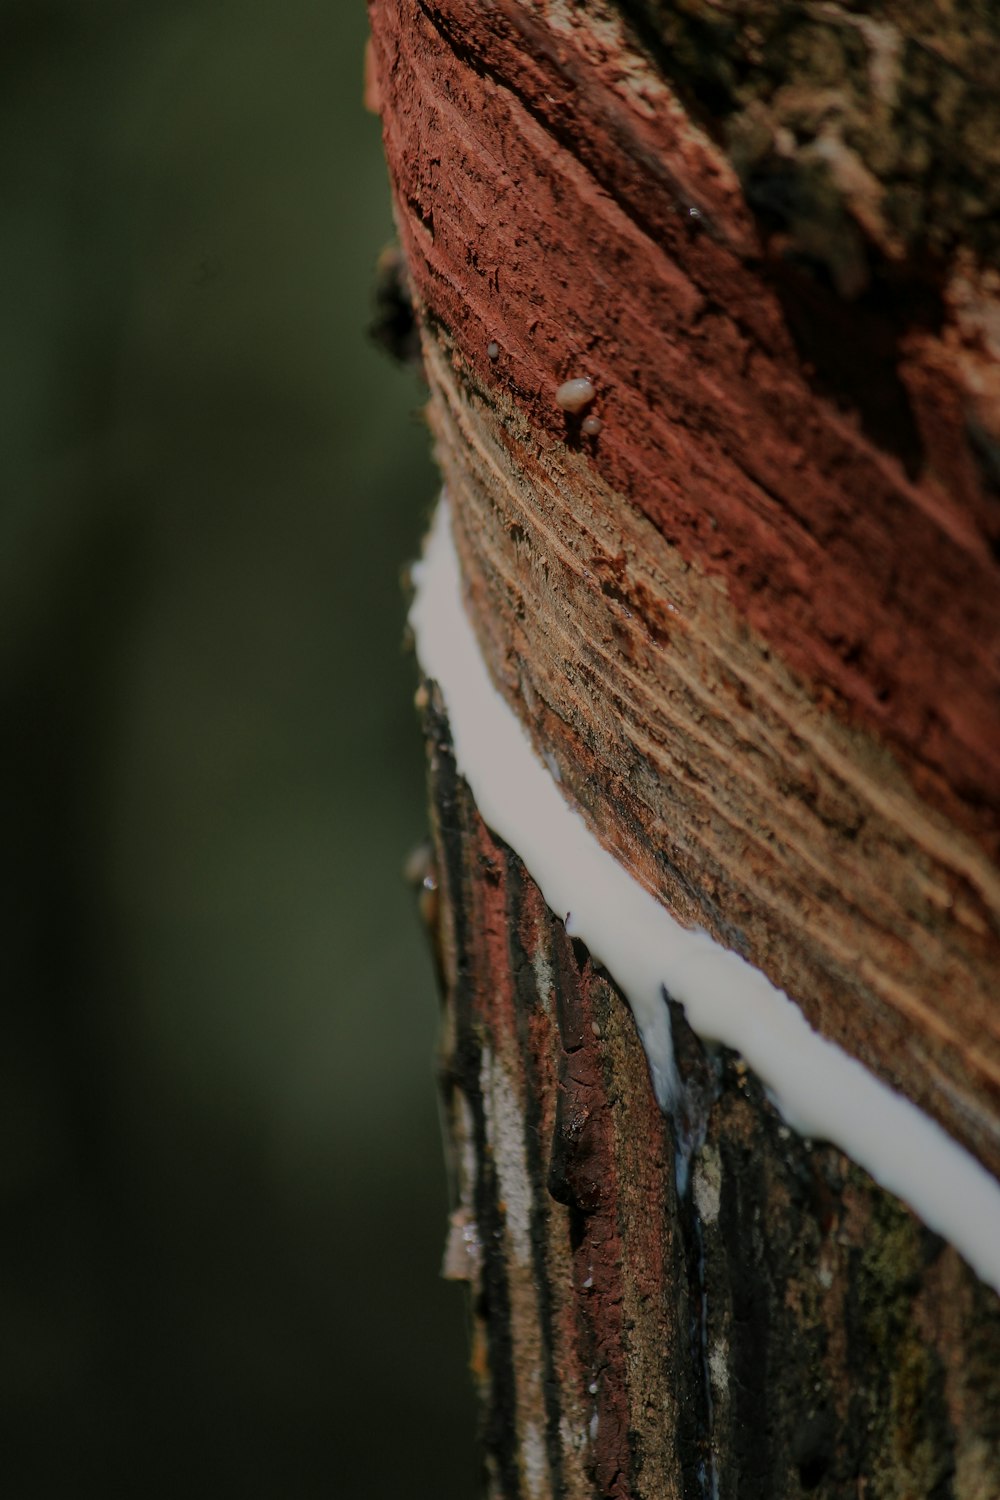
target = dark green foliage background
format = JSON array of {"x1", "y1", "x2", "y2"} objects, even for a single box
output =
[{"x1": 0, "y1": 2, "x2": 475, "y2": 1493}]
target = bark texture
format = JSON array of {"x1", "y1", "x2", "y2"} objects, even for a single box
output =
[
  {"x1": 425, "y1": 686, "x2": 1000, "y2": 1500},
  {"x1": 370, "y1": 0, "x2": 1000, "y2": 1181},
  {"x1": 369, "y1": 0, "x2": 1000, "y2": 1493}
]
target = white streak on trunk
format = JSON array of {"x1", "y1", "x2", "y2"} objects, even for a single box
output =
[{"x1": 411, "y1": 496, "x2": 1000, "y2": 1295}]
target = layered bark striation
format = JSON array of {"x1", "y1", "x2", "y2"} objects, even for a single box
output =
[
  {"x1": 424, "y1": 327, "x2": 1000, "y2": 1182},
  {"x1": 373, "y1": 1, "x2": 1000, "y2": 1492},
  {"x1": 371, "y1": 0, "x2": 1000, "y2": 841},
  {"x1": 370, "y1": 0, "x2": 1000, "y2": 1176}
]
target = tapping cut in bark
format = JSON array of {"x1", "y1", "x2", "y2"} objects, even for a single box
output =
[
  {"x1": 423, "y1": 689, "x2": 1000, "y2": 1500},
  {"x1": 368, "y1": 1, "x2": 1000, "y2": 1493},
  {"x1": 370, "y1": 0, "x2": 1000, "y2": 1175}
]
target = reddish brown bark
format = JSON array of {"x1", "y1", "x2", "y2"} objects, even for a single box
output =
[
  {"x1": 371, "y1": 0, "x2": 1000, "y2": 1180},
  {"x1": 373, "y1": 0, "x2": 1000, "y2": 847},
  {"x1": 371, "y1": 2, "x2": 1000, "y2": 1494}
]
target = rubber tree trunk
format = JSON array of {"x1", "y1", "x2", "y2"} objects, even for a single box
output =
[{"x1": 368, "y1": 3, "x2": 1000, "y2": 1495}]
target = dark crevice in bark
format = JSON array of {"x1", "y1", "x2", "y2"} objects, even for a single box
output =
[
  {"x1": 505, "y1": 857, "x2": 569, "y2": 1500},
  {"x1": 421, "y1": 686, "x2": 1000, "y2": 1496},
  {"x1": 413, "y1": 0, "x2": 726, "y2": 274},
  {"x1": 425, "y1": 689, "x2": 525, "y2": 1499},
  {"x1": 760, "y1": 247, "x2": 941, "y2": 479},
  {"x1": 665, "y1": 996, "x2": 722, "y2": 1500},
  {"x1": 432, "y1": 0, "x2": 948, "y2": 479}
]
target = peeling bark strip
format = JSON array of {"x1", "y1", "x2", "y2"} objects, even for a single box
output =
[
  {"x1": 368, "y1": 0, "x2": 1000, "y2": 1177},
  {"x1": 424, "y1": 688, "x2": 1000, "y2": 1500}
]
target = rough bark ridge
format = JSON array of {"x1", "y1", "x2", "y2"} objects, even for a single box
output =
[
  {"x1": 425, "y1": 689, "x2": 1000, "y2": 1500},
  {"x1": 370, "y1": 1, "x2": 1000, "y2": 1494},
  {"x1": 370, "y1": 0, "x2": 1000, "y2": 1182}
]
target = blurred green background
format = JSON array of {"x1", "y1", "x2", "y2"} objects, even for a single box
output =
[{"x1": 0, "y1": 1, "x2": 477, "y2": 1493}]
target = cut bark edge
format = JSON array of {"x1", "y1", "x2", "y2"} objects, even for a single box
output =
[
  {"x1": 419, "y1": 674, "x2": 1000, "y2": 1499},
  {"x1": 410, "y1": 496, "x2": 1000, "y2": 1299}
]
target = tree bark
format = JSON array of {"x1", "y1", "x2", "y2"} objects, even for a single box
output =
[
  {"x1": 369, "y1": 1, "x2": 1000, "y2": 1494},
  {"x1": 424, "y1": 683, "x2": 1000, "y2": 1499}
]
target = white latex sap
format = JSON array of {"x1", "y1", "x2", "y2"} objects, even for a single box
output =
[{"x1": 410, "y1": 497, "x2": 1000, "y2": 1295}]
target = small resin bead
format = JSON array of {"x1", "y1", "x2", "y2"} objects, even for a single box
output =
[{"x1": 555, "y1": 377, "x2": 596, "y2": 413}]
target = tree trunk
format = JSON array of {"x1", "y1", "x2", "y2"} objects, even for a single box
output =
[
  {"x1": 368, "y1": 2, "x2": 1000, "y2": 1494},
  {"x1": 424, "y1": 684, "x2": 1000, "y2": 1498}
]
